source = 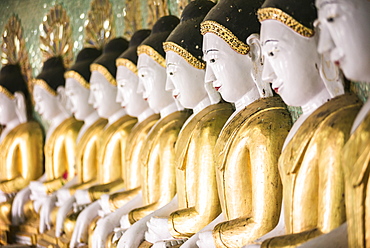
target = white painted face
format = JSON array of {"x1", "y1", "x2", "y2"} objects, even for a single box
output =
[
  {"x1": 316, "y1": 0, "x2": 370, "y2": 82},
  {"x1": 260, "y1": 20, "x2": 326, "y2": 107},
  {"x1": 203, "y1": 33, "x2": 257, "y2": 103},
  {"x1": 137, "y1": 54, "x2": 175, "y2": 113},
  {"x1": 33, "y1": 85, "x2": 61, "y2": 120},
  {"x1": 116, "y1": 65, "x2": 149, "y2": 117},
  {"x1": 165, "y1": 51, "x2": 208, "y2": 109},
  {"x1": 65, "y1": 78, "x2": 94, "y2": 121},
  {"x1": 0, "y1": 92, "x2": 17, "y2": 125},
  {"x1": 88, "y1": 70, "x2": 121, "y2": 119}
]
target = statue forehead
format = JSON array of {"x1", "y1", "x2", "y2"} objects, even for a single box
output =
[
  {"x1": 116, "y1": 66, "x2": 138, "y2": 82},
  {"x1": 65, "y1": 77, "x2": 84, "y2": 90},
  {"x1": 203, "y1": 33, "x2": 234, "y2": 53},
  {"x1": 90, "y1": 70, "x2": 111, "y2": 87},
  {"x1": 260, "y1": 20, "x2": 298, "y2": 44}
]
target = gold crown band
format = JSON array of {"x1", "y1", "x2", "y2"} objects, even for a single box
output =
[
  {"x1": 90, "y1": 63, "x2": 117, "y2": 86},
  {"x1": 257, "y1": 7, "x2": 314, "y2": 38},
  {"x1": 32, "y1": 79, "x2": 57, "y2": 96},
  {"x1": 163, "y1": 42, "x2": 206, "y2": 70},
  {"x1": 64, "y1": 71, "x2": 90, "y2": 89},
  {"x1": 137, "y1": 45, "x2": 166, "y2": 68},
  {"x1": 0, "y1": 86, "x2": 15, "y2": 99},
  {"x1": 200, "y1": 20, "x2": 250, "y2": 55},
  {"x1": 116, "y1": 58, "x2": 138, "y2": 75}
]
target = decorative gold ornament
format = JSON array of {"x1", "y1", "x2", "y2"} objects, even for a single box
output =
[
  {"x1": 0, "y1": 86, "x2": 15, "y2": 99},
  {"x1": 64, "y1": 71, "x2": 90, "y2": 89},
  {"x1": 40, "y1": 4, "x2": 73, "y2": 67},
  {"x1": 147, "y1": 0, "x2": 169, "y2": 28},
  {"x1": 137, "y1": 45, "x2": 166, "y2": 68},
  {"x1": 163, "y1": 42, "x2": 205, "y2": 70},
  {"x1": 90, "y1": 63, "x2": 117, "y2": 86},
  {"x1": 84, "y1": 0, "x2": 115, "y2": 49},
  {"x1": 123, "y1": 0, "x2": 142, "y2": 39},
  {"x1": 116, "y1": 58, "x2": 138, "y2": 75},
  {"x1": 257, "y1": 7, "x2": 315, "y2": 38},
  {"x1": 200, "y1": 20, "x2": 250, "y2": 55},
  {"x1": 32, "y1": 78, "x2": 57, "y2": 96}
]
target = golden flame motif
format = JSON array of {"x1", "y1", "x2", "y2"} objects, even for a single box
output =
[
  {"x1": 40, "y1": 4, "x2": 73, "y2": 67},
  {"x1": 147, "y1": 0, "x2": 169, "y2": 28},
  {"x1": 84, "y1": 0, "x2": 115, "y2": 49},
  {"x1": 123, "y1": 0, "x2": 143, "y2": 39}
]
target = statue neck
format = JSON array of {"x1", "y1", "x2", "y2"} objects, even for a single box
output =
[
  {"x1": 234, "y1": 87, "x2": 261, "y2": 112},
  {"x1": 351, "y1": 94, "x2": 370, "y2": 134},
  {"x1": 193, "y1": 96, "x2": 212, "y2": 115},
  {"x1": 301, "y1": 86, "x2": 331, "y2": 115},
  {"x1": 77, "y1": 111, "x2": 100, "y2": 142},
  {"x1": 107, "y1": 108, "x2": 127, "y2": 126},
  {"x1": 0, "y1": 117, "x2": 21, "y2": 143},
  {"x1": 137, "y1": 107, "x2": 155, "y2": 123},
  {"x1": 47, "y1": 112, "x2": 70, "y2": 140},
  {"x1": 160, "y1": 102, "x2": 179, "y2": 118}
]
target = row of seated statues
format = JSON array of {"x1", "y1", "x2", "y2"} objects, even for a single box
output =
[{"x1": 0, "y1": 0, "x2": 369, "y2": 247}]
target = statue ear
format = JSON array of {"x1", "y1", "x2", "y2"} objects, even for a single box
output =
[
  {"x1": 247, "y1": 34, "x2": 273, "y2": 98},
  {"x1": 56, "y1": 86, "x2": 72, "y2": 116},
  {"x1": 14, "y1": 92, "x2": 27, "y2": 123},
  {"x1": 319, "y1": 52, "x2": 344, "y2": 97}
]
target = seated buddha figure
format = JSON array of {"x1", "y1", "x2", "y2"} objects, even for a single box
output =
[
  {"x1": 314, "y1": 0, "x2": 370, "y2": 247},
  {"x1": 0, "y1": 64, "x2": 44, "y2": 245},
  {"x1": 59, "y1": 38, "x2": 138, "y2": 245},
  {"x1": 33, "y1": 47, "x2": 106, "y2": 244},
  {"x1": 191, "y1": 0, "x2": 293, "y2": 247},
  {"x1": 140, "y1": 1, "x2": 235, "y2": 247},
  {"x1": 254, "y1": 0, "x2": 363, "y2": 247},
  {"x1": 12, "y1": 56, "x2": 84, "y2": 245}
]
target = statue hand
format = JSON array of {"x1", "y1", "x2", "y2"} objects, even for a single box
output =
[
  {"x1": 145, "y1": 216, "x2": 172, "y2": 243},
  {"x1": 29, "y1": 181, "x2": 47, "y2": 199},
  {"x1": 39, "y1": 194, "x2": 57, "y2": 233},
  {"x1": 75, "y1": 189, "x2": 92, "y2": 205},
  {"x1": 0, "y1": 191, "x2": 11, "y2": 203},
  {"x1": 56, "y1": 188, "x2": 71, "y2": 207},
  {"x1": 98, "y1": 194, "x2": 112, "y2": 217},
  {"x1": 70, "y1": 201, "x2": 101, "y2": 248},
  {"x1": 11, "y1": 186, "x2": 31, "y2": 225},
  {"x1": 152, "y1": 239, "x2": 187, "y2": 248},
  {"x1": 91, "y1": 211, "x2": 122, "y2": 248},
  {"x1": 197, "y1": 231, "x2": 217, "y2": 248},
  {"x1": 56, "y1": 195, "x2": 76, "y2": 237},
  {"x1": 119, "y1": 214, "x2": 131, "y2": 230}
]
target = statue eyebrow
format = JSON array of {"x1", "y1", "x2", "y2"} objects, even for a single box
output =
[
  {"x1": 204, "y1": 49, "x2": 218, "y2": 55},
  {"x1": 263, "y1": 39, "x2": 279, "y2": 46}
]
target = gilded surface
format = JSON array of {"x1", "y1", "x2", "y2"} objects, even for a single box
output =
[
  {"x1": 122, "y1": 0, "x2": 142, "y2": 39},
  {"x1": 116, "y1": 58, "x2": 138, "y2": 75},
  {"x1": 212, "y1": 97, "x2": 292, "y2": 248},
  {"x1": 146, "y1": 0, "x2": 169, "y2": 29},
  {"x1": 43, "y1": 118, "x2": 83, "y2": 193},
  {"x1": 68, "y1": 118, "x2": 107, "y2": 193},
  {"x1": 109, "y1": 113, "x2": 160, "y2": 211},
  {"x1": 169, "y1": 103, "x2": 234, "y2": 238},
  {"x1": 128, "y1": 110, "x2": 191, "y2": 224},
  {"x1": 65, "y1": 71, "x2": 90, "y2": 89},
  {"x1": 90, "y1": 64, "x2": 117, "y2": 86},
  {"x1": 262, "y1": 93, "x2": 362, "y2": 248},
  {"x1": 163, "y1": 42, "x2": 206, "y2": 70},
  {"x1": 0, "y1": 121, "x2": 44, "y2": 193},
  {"x1": 342, "y1": 111, "x2": 370, "y2": 248},
  {"x1": 87, "y1": 115, "x2": 137, "y2": 201},
  {"x1": 137, "y1": 45, "x2": 166, "y2": 68}
]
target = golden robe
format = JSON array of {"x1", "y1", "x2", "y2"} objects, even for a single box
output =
[
  {"x1": 168, "y1": 103, "x2": 234, "y2": 238},
  {"x1": 262, "y1": 93, "x2": 362, "y2": 248},
  {"x1": 212, "y1": 97, "x2": 292, "y2": 248},
  {"x1": 342, "y1": 111, "x2": 370, "y2": 248},
  {"x1": 128, "y1": 110, "x2": 191, "y2": 224}
]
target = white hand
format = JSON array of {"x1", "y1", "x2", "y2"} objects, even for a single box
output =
[
  {"x1": 0, "y1": 191, "x2": 9, "y2": 203},
  {"x1": 91, "y1": 211, "x2": 122, "y2": 248},
  {"x1": 55, "y1": 195, "x2": 76, "y2": 237},
  {"x1": 11, "y1": 186, "x2": 31, "y2": 225},
  {"x1": 29, "y1": 181, "x2": 47, "y2": 198},
  {"x1": 98, "y1": 194, "x2": 112, "y2": 217},
  {"x1": 197, "y1": 231, "x2": 217, "y2": 248},
  {"x1": 74, "y1": 189, "x2": 92, "y2": 205},
  {"x1": 69, "y1": 201, "x2": 101, "y2": 248},
  {"x1": 145, "y1": 217, "x2": 172, "y2": 243},
  {"x1": 56, "y1": 188, "x2": 71, "y2": 207},
  {"x1": 39, "y1": 194, "x2": 57, "y2": 233}
]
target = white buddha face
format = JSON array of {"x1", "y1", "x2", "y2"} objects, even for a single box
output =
[
  {"x1": 316, "y1": 0, "x2": 370, "y2": 82},
  {"x1": 65, "y1": 78, "x2": 94, "y2": 121},
  {"x1": 33, "y1": 85, "x2": 61, "y2": 120},
  {"x1": 165, "y1": 51, "x2": 208, "y2": 109},
  {"x1": 116, "y1": 65, "x2": 149, "y2": 117},
  {"x1": 137, "y1": 54, "x2": 175, "y2": 113},
  {"x1": 203, "y1": 33, "x2": 257, "y2": 103},
  {"x1": 89, "y1": 70, "x2": 121, "y2": 119},
  {"x1": 260, "y1": 20, "x2": 326, "y2": 107},
  {"x1": 0, "y1": 92, "x2": 17, "y2": 125}
]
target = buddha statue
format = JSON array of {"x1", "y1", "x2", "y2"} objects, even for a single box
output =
[
  {"x1": 181, "y1": 1, "x2": 292, "y2": 247},
  {"x1": 33, "y1": 47, "x2": 107, "y2": 246},
  {"x1": 0, "y1": 64, "x2": 44, "y2": 245},
  {"x1": 62, "y1": 37, "x2": 138, "y2": 246},
  {"x1": 313, "y1": 0, "x2": 370, "y2": 247},
  {"x1": 252, "y1": 0, "x2": 363, "y2": 247},
  {"x1": 139, "y1": 1, "x2": 235, "y2": 247}
]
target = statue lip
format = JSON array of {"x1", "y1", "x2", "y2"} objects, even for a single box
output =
[
  {"x1": 214, "y1": 86, "x2": 221, "y2": 91},
  {"x1": 144, "y1": 98, "x2": 148, "y2": 101},
  {"x1": 334, "y1": 60, "x2": 340, "y2": 66},
  {"x1": 173, "y1": 94, "x2": 179, "y2": 99},
  {"x1": 274, "y1": 87, "x2": 279, "y2": 93}
]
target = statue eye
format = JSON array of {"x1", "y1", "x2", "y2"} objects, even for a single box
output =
[
  {"x1": 210, "y1": 58, "x2": 216, "y2": 63},
  {"x1": 268, "y1": 52, "x2": 274, "y2": 57},
  {"x1": 327, "y1": 17, "x2": 334, "y2": 23},
  {"x1": 169, "y1": 72, "x2": 174, "y2": 76}
]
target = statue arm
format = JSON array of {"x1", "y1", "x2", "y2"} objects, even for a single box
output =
[
  {"x1": 68, "y1": 179, "x2": 98, "y2": 194},
  {"x1": 87, "y1": 179, "x2": 125, "y2": 202},
  {"x1": 108, "y1": 187, "x2": 141, "y2": 211}
]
